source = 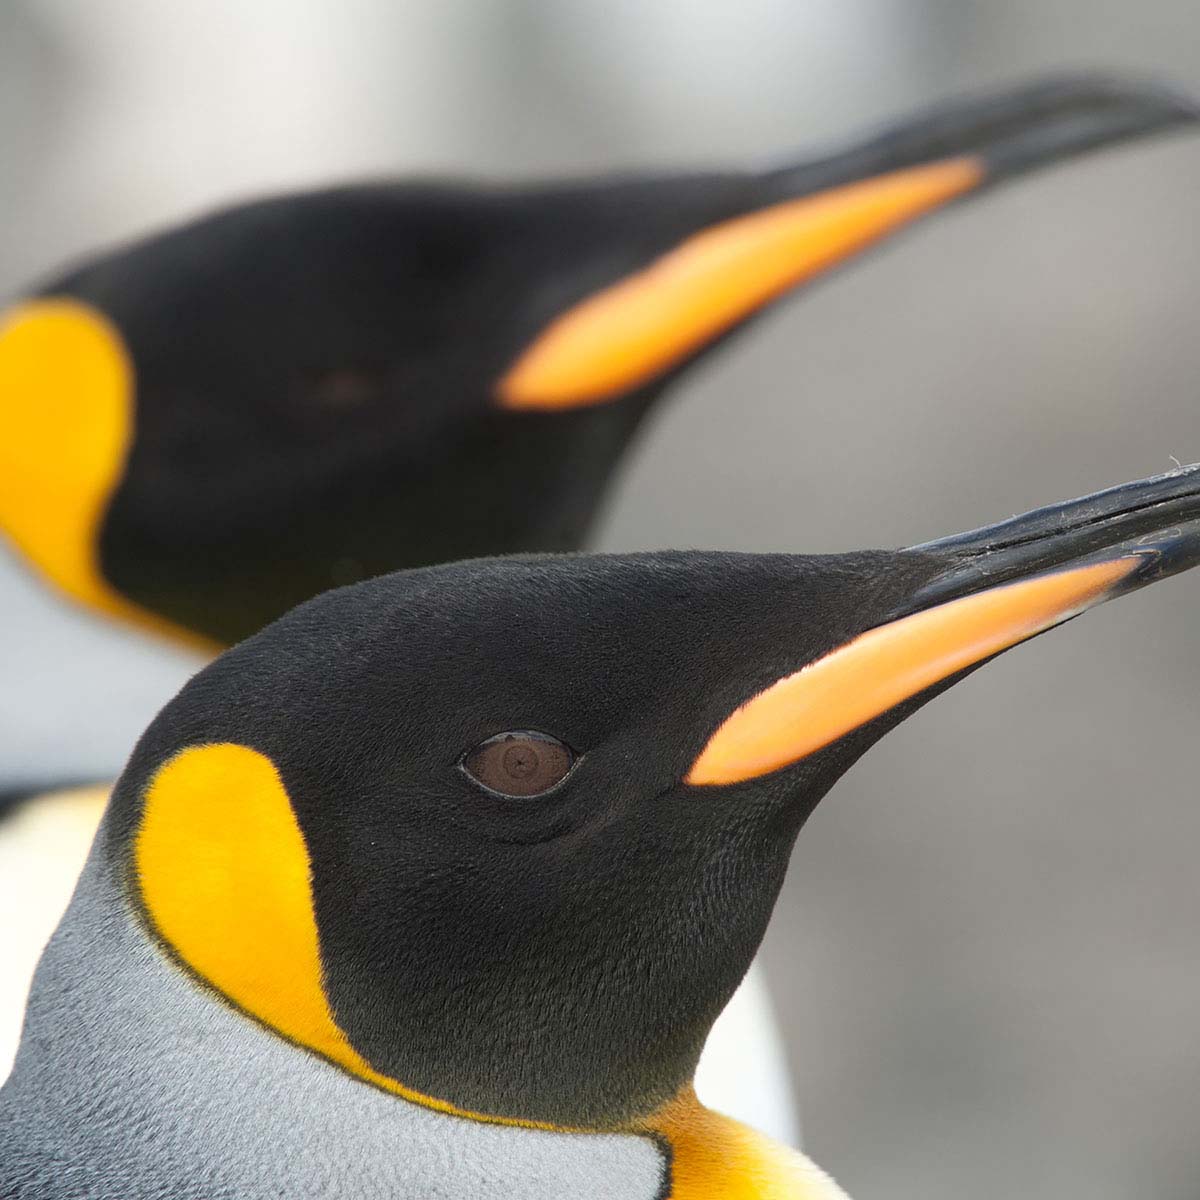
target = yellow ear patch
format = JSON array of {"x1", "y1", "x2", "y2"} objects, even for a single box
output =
[
  {"x1": 133, "y1": 742, "x2": 564, "y2": 1128},
  {"x1": 0, "y1": 299, "x2": 213, "y2": 650},
  {"x1": 0, "y1": 300, "x2": 132, "y2": 609},
  {"x1": 135, "y1": 743, "x2": 354, "y2": 1059},
  {"x1": 498, "y1": 156, "x2": 983, "y2": 410}
]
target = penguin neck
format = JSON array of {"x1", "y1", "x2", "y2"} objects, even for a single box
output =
[
  {"x1": 638, "y1": 1086, "x2": 853, "y2": 1200},
  {"x1": 4, "y1": 837, "x2": 670, "y2": 1197},
  {"x1": 5, "y1": 838, "x2": 849, "y2": 1199}
]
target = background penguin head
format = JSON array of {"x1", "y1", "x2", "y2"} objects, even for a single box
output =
[
  {"x1": 0, "y1": 75, "x2": 1195, "y2": 648},
  {"x1": 108, "y1": 460, "x2": 1200, "y2": 1129}
]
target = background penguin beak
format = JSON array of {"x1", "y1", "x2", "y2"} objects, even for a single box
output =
[
  {"x1": 687, "y1": 463, "x2": 1200, "y2": 787},
  {"x1": 498, "y1": 75, "x2": 1198, "y2": 413},
  {"x1": 765, "y1": 74, "x2": 1199, "y2": 194}
]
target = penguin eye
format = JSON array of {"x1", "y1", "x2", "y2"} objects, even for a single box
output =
[
  {"x1": 460, "y1": 731, "x2": 576, "y2": 798},
  {"x1": 302, "y1": 367, "x2": 387, "y2": 409}
]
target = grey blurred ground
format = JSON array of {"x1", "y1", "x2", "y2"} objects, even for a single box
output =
[{"x1": 2, "y1": 3, "x2": 1199, "y2": 1197}]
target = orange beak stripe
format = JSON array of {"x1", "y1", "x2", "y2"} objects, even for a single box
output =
[
  {"x1": 497, "y1": 156, "x2": 984, "y2": 411},
  {"x1": 686, "y1": 557, "x2": 1138, "y2": 787}
]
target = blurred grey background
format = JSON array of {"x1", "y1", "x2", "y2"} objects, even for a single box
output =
[{"x1": 1, "y1": 2, "x2": 1198, "y2": 1197}]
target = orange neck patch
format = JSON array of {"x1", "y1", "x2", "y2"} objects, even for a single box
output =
[
  {"x1": 498, "y1": 157, "x2": 983, "y2": 410},
  {"x1": 640, "y1": 1087, "x2": 850, "y2": 1199}
]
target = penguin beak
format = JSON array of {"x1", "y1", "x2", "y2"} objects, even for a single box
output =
[
  {"x1": 499, "y1": 76, "x2": 1197, "y2": 412},
  {"x1": 687, "y1": 463, "x2": 1200, "y2": 787},
  {"x1": 773, "y1": 74, "x2": 1198, "y2": 192}
]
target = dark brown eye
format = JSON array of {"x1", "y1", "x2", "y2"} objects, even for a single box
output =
[
  {"x1": 460, "y1": 731, "x2": 575, "y2": 798},
  {"x1": 303, "y1": 367, "x2": 386, "y2": 409}
]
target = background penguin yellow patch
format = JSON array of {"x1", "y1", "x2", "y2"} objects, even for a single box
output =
[{"x1": 0, "y1": 299, "x2": 210, "y2": 649}]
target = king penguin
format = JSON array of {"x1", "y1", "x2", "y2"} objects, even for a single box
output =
[
  {"x1": 1, "y1": 462, "x2": 1196, "y2": 1199},
  {"x1": 0, "y1": 75, "x2": 1194, "y2": 652},
  {"x1": 2, "y1": 74, "x2": 1193, "y2": 1112}
]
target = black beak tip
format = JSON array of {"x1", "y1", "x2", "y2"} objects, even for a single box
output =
[
  {"x1": 906, "y1": 461, "x2": 1200, "y2": 611},
  {"x1": 980, "y1": 72, "x2": 1200, "y2": 179},
  {"x1": 1037, "y1": 71, "x2": 1200, "y2": 118},
  {"x1": 1122, "y1": 519, "x2": 1200, "y2": 591},
  {"x1": 765, "y1": 70, "x2": 1199, "y2": 202}
]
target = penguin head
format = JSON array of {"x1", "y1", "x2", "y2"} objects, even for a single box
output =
[
  {"x1": 1, "y1": 76, "x2": 1194, "y2": 646},
  {"x1": 110, "y1": 461, "x2": 1200, "y2": 1129}
]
